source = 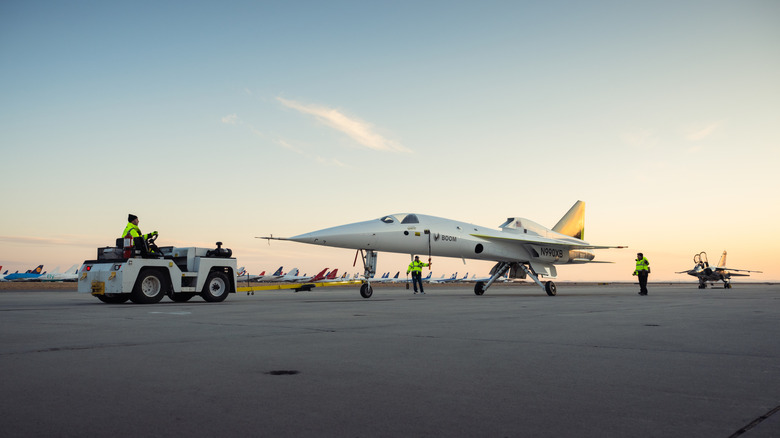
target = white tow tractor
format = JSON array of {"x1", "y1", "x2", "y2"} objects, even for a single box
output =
[{"x1": 78, "y1": 234, "x2": 238, "y2": 304}]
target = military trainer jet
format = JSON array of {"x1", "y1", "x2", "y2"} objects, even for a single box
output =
[
  {"x1": 260, "y1": 201, "x2": 625, "y2": 298},
  {"x1": 676, "y1": 251, "x2": 761, "y2": 289}
]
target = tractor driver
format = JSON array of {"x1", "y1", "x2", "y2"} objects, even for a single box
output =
[{"x1": 121, "y1": 214, "x2": 157, "y2": 246}]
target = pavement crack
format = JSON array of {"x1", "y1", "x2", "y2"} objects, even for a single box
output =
[
  {"x1": 728, "y1": 404, "x2": 780, "y2": 437},
  {"x1": 0, "y1": 342, "x2": 146, "y2": 356}
]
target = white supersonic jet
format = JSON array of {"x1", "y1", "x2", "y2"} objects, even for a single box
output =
[{"x1": 260, "y1": 201, "x2": 625, "y2": 298}]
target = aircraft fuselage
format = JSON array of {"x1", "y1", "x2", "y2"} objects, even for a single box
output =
[
  {"x1": 265, "y1": 201, "x2": 624, "y2": 298},
  {"x1": 288, "y1": 213, "x2": 595, "y2": 266}
]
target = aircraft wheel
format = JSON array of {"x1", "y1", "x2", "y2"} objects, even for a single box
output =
[
  {"x1": 360, "y1": 283, "x2": 373, "y2": 299},
  {"x1": 97, "y1": 293, "x2": 129, "y2": 304},
  {"x1": 724, "y1": 283, "x2": 732, "y2": 289},
  {"x1": 131, "y1": 270, "x2": 166, "y2": 304},
  {"x1": 698, "y1": 284, "x2": 706, "y2": 289},
  {"x1": 201, "y1": 272, "x2": 230, "y2": 302},
  {"x1": 474, "y1": 281, "x2": 485, "y2": 296},
  {"x1": 545, "y1": 281, "x2": 557, "y2": 296}
]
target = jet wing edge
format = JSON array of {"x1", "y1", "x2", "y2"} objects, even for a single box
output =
[
  {"x1": 470, "y1": 233, "x2": 626, "y2": 250},
  {"x1": 571, "y1": 259, "x2": 614, "y2": 264}
]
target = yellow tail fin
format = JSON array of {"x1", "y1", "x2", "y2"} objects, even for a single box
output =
[{"x1": 552, "y1": 201, "x2": 585, "y2": 240}]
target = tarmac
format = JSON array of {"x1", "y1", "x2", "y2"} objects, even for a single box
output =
[{"x1": 1, "y1": 282, "x2": 778, "y2": 437}]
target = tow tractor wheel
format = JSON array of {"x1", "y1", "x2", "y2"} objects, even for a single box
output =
[
  {"x1": 474, "y1": 281, "x2": 485, "y2": 296},
  {"x1": 545, "y1": 281, "x2": 557, "y2": 296},
  {"x1": 97, "y1": 293, "x2": 130, "y2": 304},
  {"x1": 130, "y1": 270, "x2": 167, "y2": 304},
  {"x1": 201, "y1": 271, "x2": 230, "y2": 302},
  {"x1": 360, "y1": 283, "x2": 373, "y2": 299}
]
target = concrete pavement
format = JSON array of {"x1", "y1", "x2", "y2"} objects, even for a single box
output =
[{"x1": 1, "y1": 283, "x2": 778, "y2": 437}]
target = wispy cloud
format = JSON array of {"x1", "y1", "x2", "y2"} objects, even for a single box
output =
[
  {"x1": 686, "y1": 122, "x2": 721, "y2": 141},
  {"x1": 277, "y1": 97, "x2": 410, "y2": 153},
  {"x1": 221, "y1": 113, "x2": 239, "y2": 125},
  {"x1": 221, "y1": 113, "x2": 264, "y2": 137},
  {"x1": 220, "y1": 107, "x2": 348, "y2": 166}
]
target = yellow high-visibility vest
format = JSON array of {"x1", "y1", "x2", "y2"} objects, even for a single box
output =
[
  {"x1": 635, "y1": 257, "x2": 649, "y2": 273},
  {"x1": 122, "y1": 222, "x2": 142, "y2": 239},
  {"x1": 407, "y1": 260, "x2": 428, "y2": 273}
]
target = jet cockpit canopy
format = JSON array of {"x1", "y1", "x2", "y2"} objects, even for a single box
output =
[
  {"x1": 379, "y1": 214, "x2": 419, "y2": 224},
  {"x1": 499, "y1": 217, "x2": 549, "y2": 237}
]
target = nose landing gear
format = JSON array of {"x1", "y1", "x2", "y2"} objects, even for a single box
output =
[{"x1": 355, "y1": 249, "x2": 377, "y2": 299}]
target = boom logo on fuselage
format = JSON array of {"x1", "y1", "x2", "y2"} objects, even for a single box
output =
[{"x1": 433, "y1": 233, "x2": 457, "y2": 242}]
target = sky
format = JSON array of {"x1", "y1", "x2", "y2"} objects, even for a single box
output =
[{"x1": 1, "y1": 1, "x2": 778, "y2": 283}]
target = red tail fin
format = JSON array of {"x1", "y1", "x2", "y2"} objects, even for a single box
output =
[{"x1": 309, "y1": 268, "x2": 329, "y2": 281}]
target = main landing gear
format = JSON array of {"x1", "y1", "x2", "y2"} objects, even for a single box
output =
[
  {"x1": 698, "y1": 276, "x2": 732, "y2": 289},
  {"x1": 355, "y1": 249, "x2": 378, "y2": 299},
  {"x1": 473, "y1": 262, "x2": 557, "y2": 297},
  {"x1": 520, "y1": 263, "x2": 557, "y2": 296}
]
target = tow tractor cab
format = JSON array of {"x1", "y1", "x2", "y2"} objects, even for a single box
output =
[{"x1": 78, "y1": 235, "x2": 237, "y2": 304}]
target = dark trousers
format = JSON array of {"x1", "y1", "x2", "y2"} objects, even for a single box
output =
[
  {"x1": 411, "y1": 271, "x2": 424, "y2": 292},
  {"x1": 638, "y1": 271, "x2": 649, "y2": 294}
]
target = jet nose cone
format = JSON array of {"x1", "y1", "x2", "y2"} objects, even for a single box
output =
[
  {"x1": 289, "y1": 231, "x2": 325, "y2": 245},
  {"x1": 289, "y1": 220, "x2": 381, "y2": 249}
]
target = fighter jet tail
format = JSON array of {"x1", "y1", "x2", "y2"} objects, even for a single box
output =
[{"x1": 717, "y1": 250, "x2": 728, "y2": 268}]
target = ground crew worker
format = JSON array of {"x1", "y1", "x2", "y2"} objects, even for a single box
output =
[
  {"x1": 407, "y1": 255, "x2": 431, "y2": 294},
  {"x1": 121, "y1": 214, "x2": 157, "y2": 250},
  {"x1": 633, "y1": 252, "x2": 650, "y2": 295}
]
